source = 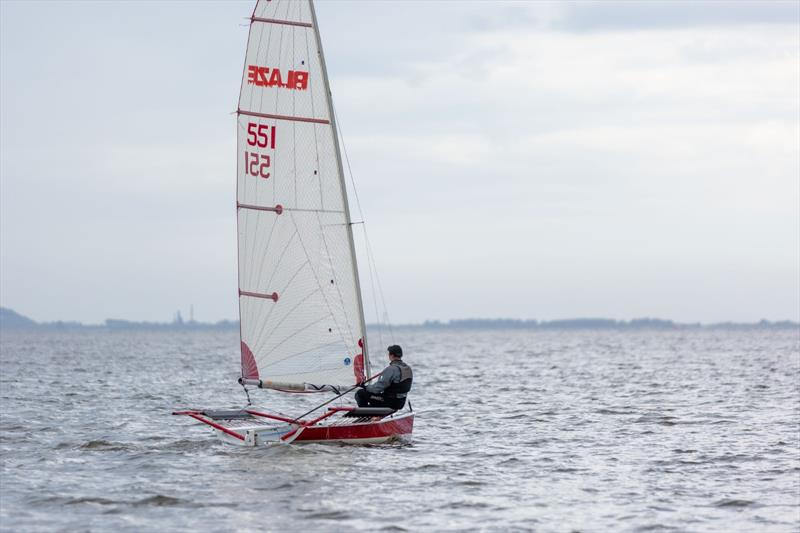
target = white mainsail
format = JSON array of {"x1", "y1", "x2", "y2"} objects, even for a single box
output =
[{"x1": 236, "y1": 0, "x2": 370, "y2": 391}]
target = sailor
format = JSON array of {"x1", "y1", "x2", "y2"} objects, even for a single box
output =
[{"x1": 355, "y1": 345, "x2": 413, "y2": 410}]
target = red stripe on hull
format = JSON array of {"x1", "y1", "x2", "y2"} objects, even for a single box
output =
[{"x1": 294, "y1": 413, "x2": 414, "y2": 442}]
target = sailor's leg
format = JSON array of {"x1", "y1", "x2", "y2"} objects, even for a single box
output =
[
  {"x1": 355, "y1": 389, "x2": 370, "y2": 407},
  {"x1": 367, "y1": 395, "x2": 388, "y2": 408}
]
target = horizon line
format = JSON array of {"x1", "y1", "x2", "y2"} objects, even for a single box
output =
[{"x1": 1, "y1": 307, "x2": 798, "y2": 330}]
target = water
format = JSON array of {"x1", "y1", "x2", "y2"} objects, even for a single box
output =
[{"x1": 1, "y1": 328, "x2": 798, "y2": 532}]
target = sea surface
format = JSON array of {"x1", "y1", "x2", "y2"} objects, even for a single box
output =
[{"x1": 1, "y1": 328, "x2": 798, "y2": 532}]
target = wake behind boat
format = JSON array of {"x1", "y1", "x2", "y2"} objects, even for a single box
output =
[{"x1": 174, "y1": 0, "x2": 413, "y2": 446}]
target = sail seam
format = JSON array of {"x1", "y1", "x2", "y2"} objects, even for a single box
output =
[
  {"x1": 247, "y1": 209, "x2": 282, "y2": 297},
  {"x1": 279, "y1": 210, "x2": 353, "y2": 359},
  {"x1": 286, "y1": 208, "x2": 345, "y2": 213},
  {"x1": 315, "y1": 214, "x2": 357, "y2": 357},
  {"x1": 260, "y1": 339, "x2": 344, "y2": 370},
  {"x1": 259, "y1": 314, "x2": 330, "y2": 362},
  {"x1": 258, "y1": 285, "x2": 321, "y2": 349},
  {"x1": 251, "y1": 251, "x2": 308, "y2": 350}
]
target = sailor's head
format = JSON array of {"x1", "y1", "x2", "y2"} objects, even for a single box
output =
[{"x1": 387, "y1": 345, "x2": 403, "y2": 360}]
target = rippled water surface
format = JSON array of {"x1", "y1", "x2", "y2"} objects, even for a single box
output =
[{"x1": 1, "y1": 328, "x2": 799, "y2": 531}]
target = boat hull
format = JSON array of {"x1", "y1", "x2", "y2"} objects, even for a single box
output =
[
  {"x1": 294, "y1": 412, "x2": 414, "y2": 444},
  {"x1": 176, "y1": 408, "x2": 414, "y2": 446}
]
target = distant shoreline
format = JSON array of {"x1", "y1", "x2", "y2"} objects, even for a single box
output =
[{"x1": 1, "y1": 307, "x2": 797, "y2": 332}]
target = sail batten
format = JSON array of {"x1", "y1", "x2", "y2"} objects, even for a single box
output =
[
  {"x1": 236, "y1": 0, "x2": 368, "y2": 391},
  {"x1": 251, "y1": 17, "x2": 313, "y2": 29},
  {"x1": 238, "y1": 109, "x2": 330, "y2": 125}
]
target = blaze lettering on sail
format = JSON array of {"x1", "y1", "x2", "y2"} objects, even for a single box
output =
[{"x1": 247, "y1": 65, "x2": 309, "y2": 90}]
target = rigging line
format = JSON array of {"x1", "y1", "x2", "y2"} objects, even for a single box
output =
[
  {"x1": 365, "y1": 227, "x2": 395, "y2": 342},
  {"x1": 242, "y1": 385, "x2": 252, "y2": 406},
  {"x1": 361, "y1": 224, "x2": 384, "y2": 351},
  {"x1": 331, "y1": 103, "x2": 396, "y2": 340},
  {"x1": 368, "y1": 231, "x2": 388, "y2": 345},
  {"x1": 290, "y1": 371, "x2": 383, "y2": 422}
]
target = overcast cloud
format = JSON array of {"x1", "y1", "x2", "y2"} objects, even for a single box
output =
[{"x1": 1, "y1": 1, "x2": 798, "y2": 324}]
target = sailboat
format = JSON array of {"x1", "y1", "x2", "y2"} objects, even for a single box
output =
[{"x1": 173, "y1": 0, "x2": 414, "y2": 445}]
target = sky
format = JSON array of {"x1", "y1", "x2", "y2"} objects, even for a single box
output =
[{"x1": 1, "y1": 1, "x2": 798, "y2": 325}]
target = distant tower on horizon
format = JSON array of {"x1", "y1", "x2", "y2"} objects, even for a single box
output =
[
  {"x1": 174, "y1": 310, "x2": 183, "y2": 325},
  {"x1": 190, "y1": 304, "x2": 194, "y2": 323}
]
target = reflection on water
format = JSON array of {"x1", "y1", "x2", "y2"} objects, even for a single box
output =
[{"x1": 1, "y1": 328, "x2": 798, "y2": 531}]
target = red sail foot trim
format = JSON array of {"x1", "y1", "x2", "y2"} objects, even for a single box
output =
[
  {"x1": 238, "y1": 202, "x2": 283, "y2": 215},
  {"x1": 238, "y1": 109, "x2": 330, "y2": 125},
  {"x1": 239, "y1": 290, "x2": 279, "y2": 302},
  {"x1": 241, "y1": 341, "x2": 259, "y2": 380},
  {"x1": 251, "y1": 16, "x2": 313, "y2": 28}
]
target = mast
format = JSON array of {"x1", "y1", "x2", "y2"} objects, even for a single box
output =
[{"x1": 308, "y1": 0, "x2": 371, "y2": 378}]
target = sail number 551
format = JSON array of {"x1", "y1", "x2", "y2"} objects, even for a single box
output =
[
  {"x1": 244, "y1": 122, "x2": 276, "y2": 179},
  {"x1": 246, "y1": 123, "x2": 276, "y2": 149}
]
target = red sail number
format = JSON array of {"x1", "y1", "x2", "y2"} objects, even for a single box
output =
[
  {"x1": 244, "y1": 152, "x2": 270, "y2": 179},
  {"x1": 244, "y1": 122, "x2": 275, "y2": 179},
  {"x1": 246, "y1": 123, "x2": 276, "y2": 148}
]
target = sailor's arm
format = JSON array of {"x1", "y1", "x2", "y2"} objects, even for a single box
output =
[{"x1": 365, "y1": 366, "x2": 399, "y2": 394}]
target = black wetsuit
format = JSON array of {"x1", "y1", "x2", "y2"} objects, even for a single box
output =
[{"x1": 355, "y1": 360, "x2": 413, "y2": 410}]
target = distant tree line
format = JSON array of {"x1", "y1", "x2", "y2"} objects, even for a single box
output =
[
  {"x1": 1, "y1": 307, "x2": 797, "y2": 332},
  {"x1": 393, "y1": 317, "x2": 799, "y2": 330}
]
